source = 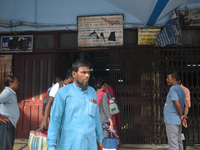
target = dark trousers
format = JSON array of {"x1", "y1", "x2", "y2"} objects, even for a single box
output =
[
  {"x1": 182, "y1": 125, "x2": 187, "y2": 150},
  {"x1": 0, "y1": 121, "x2": 15, "y2": 150}
]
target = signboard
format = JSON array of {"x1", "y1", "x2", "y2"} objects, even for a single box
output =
[
  {"x1": 78, "y1": 15, "x2": 123, "y2": 47},
  {"x1": 178, "y1": 9, "x2": 200, "y2": 27},
  {"x1": 156, "y1": 11, "x2": 182, "y2": 47},
  {"x1": 138, "y1": 29, "x2": 161, "y2": 45},
  {"x1": 1, "y1": 35, "x2": 33, "y2": 53}
]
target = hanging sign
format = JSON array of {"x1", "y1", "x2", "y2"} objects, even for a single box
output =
[
  {"x1": 138, "y1": 29, "x2": 161, "y2": 45},
  {"x1": 1, "y1": 35, "x2": 33, "y2": 53},
  {"x1": 77, "y1": 14, "x2": 124, "y2": 47},
  {"x1": 156, "y1": 11, "x2": 182, "y2": 47}
]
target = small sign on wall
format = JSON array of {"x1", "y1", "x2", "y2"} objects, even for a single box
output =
[
  {"x1": 1, "y1": 35, "x2": 33, "y2": 53},
  {"x1": 77, "y1": 14, "x2": 124, "y2": 47},
  {"x1": 138, "y1": 29, "x2": 161, "y2": 45}
]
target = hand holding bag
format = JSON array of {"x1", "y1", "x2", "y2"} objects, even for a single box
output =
[
  {"x1": 102, "y1": 121, "x2": 118, "y2": 138},
  {"x1": 28, "y1": 129, "x2": 48, "y2": 150}
]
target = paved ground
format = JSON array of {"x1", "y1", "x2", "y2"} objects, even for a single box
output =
[
  {"x1": 14, "y1": 139, "x2": 199, "y2": 150},
  {"x1": 14, "y1": 139, "x2": 28, "y2": 150}
]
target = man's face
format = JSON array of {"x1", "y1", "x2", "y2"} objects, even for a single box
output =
[
  {"x1": 10, "y1": 78, "x2": 19, "y2": 91},
  {"x1": 73, "y1": 66, "x2": 90, "y2": 90},
  {"x1": 166, "y1": 74, "x2": 174, "y2": 86},
  {"x1": 55, "y1": 77, "x2": 61, "y2": 83}
]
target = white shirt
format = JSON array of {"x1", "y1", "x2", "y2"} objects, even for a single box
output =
[
  {"x1": 49, "y1": 82, "x2": 64, "y2": 115},
  {"x1": 49, "y1": 82, "x2": 63, "y2": 97}
]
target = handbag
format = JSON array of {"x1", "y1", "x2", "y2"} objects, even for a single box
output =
[
  {"x1": 103, "y1": 133, "x2": 119, "y2": 149},
  {"x1": 28, "y1": 129, "x2": 48, "y2": 150},
  {"x1": 105, "y1": 86, "x2": 120, "y2": 116}
]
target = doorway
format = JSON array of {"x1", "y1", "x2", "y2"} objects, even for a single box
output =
[{"x1": 55, "y1": 51, "x2": 110, "y2": 88}]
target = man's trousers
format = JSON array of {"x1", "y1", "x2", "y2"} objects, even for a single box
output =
[{"x1": 0, "y1": 121, "x2": 15, "y2": 150}]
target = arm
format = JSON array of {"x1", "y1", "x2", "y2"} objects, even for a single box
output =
[
  {"x1": 40, "y1": 83, "x2": 59, "y2": 130},
  {"x1": 0, "y1": 90, "x2": 11, "y2": 124},
  {"x1": 0, "y1": 114, "x2": 10, "y2": 124},
  {"x1": 182, "y1": 101, "x2": 189, "y2": 128},
  {"x1": 47, "y1": 92, "x2": 64, "y2": 150},
  {"x1": 101, "y1": 94, "x2": 113, "y2": 132},
  {"x1": 174, "y1": 100, "x2": 189, "y2": 128},
  {"x1": 183, "y1": 100, "x2": 189, "y2": 117},
  {"x1": 185, "y1": 88, "x2": 191, "y2": 107},
  {"x1": 97, "y1": 142, "x2": 105, "y2": 150},
  {"x1": 0, "y1": 90, "x2": 11, "y2": 103},
  {"x1": 39, "y1": 96, "x2": 54, "y2": 130},
  {"x1": 174, "y1": 100, "x2": 182, "y2": 119},
  {"x1": 108, "y1": 118, "x2": 114, "y2": 132},
  {"x1": 95, "y1": 94, "x2": 103, "y2": 147}
]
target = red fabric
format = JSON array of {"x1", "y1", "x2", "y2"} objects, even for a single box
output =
[
  {"x1": 104, "y1": 86, "x2": 115, "y2": 98},
  {"x1": 97, "y1": 91, "x2": 110, "y2": 111},
  {"x1": 103, "y1": 85, "x2": 122, "y2": 148},
  {"x1": 97, "y1": 91, "x2": 104, "y2": 111},
  {"x1": 111, "y1": 115, "x2": 122, "y2": 148},
  {"x1": 44, "y1": 93, "x2": 48, "y2": 99}
]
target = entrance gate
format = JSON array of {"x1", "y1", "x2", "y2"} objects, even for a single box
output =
[
  {"x1": 13, "y1": 53, "x2": 54, "y2": 138},
  {"x1": 7, "y1": 46, "x2": 200, "y2": 145},
  {"x1": 109, "y1": 47, "x2": 200, "y2": 145}
]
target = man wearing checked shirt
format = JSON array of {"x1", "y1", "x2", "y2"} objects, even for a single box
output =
[{"x1": 0, "y1": 75, "x2": 20, "y2": 150}]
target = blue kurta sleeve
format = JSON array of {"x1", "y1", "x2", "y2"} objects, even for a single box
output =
[
  {"x1": 94, "y1": 93, "x2": 103, "y2": 143},
  {"x1": 47, "y1": 89, "x2": 65, "y2": 150}
]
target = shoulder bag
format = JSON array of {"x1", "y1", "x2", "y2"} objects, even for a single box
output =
[{"x1": 105, "y1": 86, "x2": 120, "y2": 116}]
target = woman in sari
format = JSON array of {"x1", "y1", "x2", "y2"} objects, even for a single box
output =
[{"x1": 96, "y1": 79, "x2": 114, "y2": 138}]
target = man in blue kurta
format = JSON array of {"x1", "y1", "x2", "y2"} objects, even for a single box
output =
[{"x1": 47, "y1": 60, "x2": 104, "y2": 150}]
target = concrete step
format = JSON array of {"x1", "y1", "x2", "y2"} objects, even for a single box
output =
[
  {"x1": 119, "y1": 144, "x2": 197, "y2": 150},
  {"x1": 14, "y1": 139, "x2": 198, "y2": 150},
  {"x1": 118, "y1": 144, "x2": 169, "y2": 150}
]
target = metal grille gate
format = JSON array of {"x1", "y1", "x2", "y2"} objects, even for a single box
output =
[{"x1": 109, "y1": 46, "x2": 200, "y2": 146}]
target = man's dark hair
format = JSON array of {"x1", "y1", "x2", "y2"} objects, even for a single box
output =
[
  {"x1": 168, "y1": 71, "x2": 181, "y2": 81},
  {"x1": 53, "y1": 76, "x2": 62, "y2": 83},
  {"x1": 4, "y1": 75, "x2": 16, "y2": 87},
  {"x1": 65, "y1": 69, "x2": 72, "y2": 79},
  {"x1": 72, "y1": 60, "x2": 91, "y2": 72}
]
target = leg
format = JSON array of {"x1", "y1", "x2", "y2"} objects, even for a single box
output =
[
  {"x1": 6, "y1": 122, "x2": 15, "y2": 150},
  {"x1": 182, "y1": 125, "x2": 186, "y2": 150},
  {"x1": 166, "y1": 124, "x2": 180, "y2": 150},
  {"x1": 0, "y1": 121, "x2": 7, "y2": 150},
  {"x1": 178, "y1": 125, "x2": 183, "y2": 150},
  {"x1": 0, "y1": 121, "x2": 15, "y2": 150}
]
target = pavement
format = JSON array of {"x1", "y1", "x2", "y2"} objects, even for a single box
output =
[{"x1": 14, "y1": 139, "x2": 199, "y2": 150}]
